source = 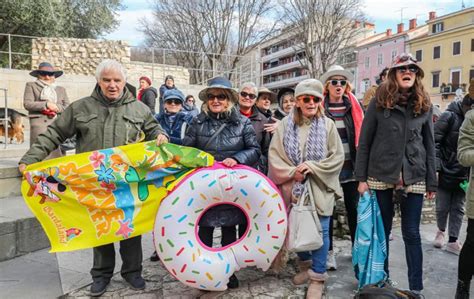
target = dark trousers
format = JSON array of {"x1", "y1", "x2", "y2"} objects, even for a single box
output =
[
  {"x1": 90, "y1": 235, "x2": 143, "y2": 281},
  {"x1": 459, "y1": 218, "x2": 474, "y2": 282},
  {"x1": 328, "y1": 181, "x2": 359, "y2": 250},
  {"x1": 375, "y1": 189, "x2": 424, "y2": 291},
  {"x1": 199, "y1": 223, "x2": 247, "y2": 247}
]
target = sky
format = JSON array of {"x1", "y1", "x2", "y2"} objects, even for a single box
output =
[{"x1": 104, "y1": 0, "x2": 473, "y2": 46}]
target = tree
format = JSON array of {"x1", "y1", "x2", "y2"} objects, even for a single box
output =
[
  {"x1": 283, "y1": 0, "x2": 366, "y2": 78},
  {"x1": 0, "y1": 0, "x2": 122, "y2": 68},
  {"x1": 139, "y1": 0, "x2": 280, "y2": 84}
]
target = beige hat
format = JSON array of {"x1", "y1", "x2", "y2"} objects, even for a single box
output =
[
  {"x1": 295, "y1": 79, "x2": 324, "y2": 99},
  {"x1": 257, "y1": 86, "x2": 277, "y2": 103},
  {"x1": 321, "y1": 65, "x2": 354, "y2": 83}
]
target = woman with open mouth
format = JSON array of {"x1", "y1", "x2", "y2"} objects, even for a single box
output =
[{"x1": 354, "y1": 53, "x2": 437, "y2": 297}]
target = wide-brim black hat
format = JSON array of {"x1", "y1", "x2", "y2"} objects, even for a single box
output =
[{"x1": 29, "y1": 62, "x2": 63, "y2": 78}]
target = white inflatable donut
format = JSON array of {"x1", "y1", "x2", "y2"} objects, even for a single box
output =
[{"x1": 153, "y1": 163, "x2": 287, "y2": 290}]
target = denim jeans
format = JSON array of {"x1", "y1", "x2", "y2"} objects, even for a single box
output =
[
  {"x1": 375, "y1": 189, "x2": 424, "y2": 291},
  {"x1": 297, "y1": 216, "x2": 330, "y2": 274}
]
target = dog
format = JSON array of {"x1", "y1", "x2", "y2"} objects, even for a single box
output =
[{"x1": 0, "y1": 108, "x2": 26, "y2": 144}]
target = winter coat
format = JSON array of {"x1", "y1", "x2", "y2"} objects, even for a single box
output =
[
  {"x1": 182, "y1": 102, "x2": 199, "y2": 119},
  {"x1": 273, "y1": 108, "x2": 287, "y2": 120},
  {"x1": 355, "y1": 96, "x2": 437, "y2": 192},
  {"x1": 268, "y1": 116, "x2": 344, "y2": 214},
  {"x1": 158, "y1": 84, "x2": 177, "y2": 114},
  {"x1": 248, "y1": 106, "x2": 272, "y2": 173},
  {"x1": 457, "y1": 109, "x2": 474, "y2": 219},
  {"x1": 183, "y1": 107, "x2": 261, "y2": 227},
  {"x1": 20, "y1": 85, "x2": 166, "y2": 165},
  {"x1": 155, "y1": 111, "x2": 193, "y2": 145},
  {"x1": 141, "y1": 87, "x2": 157, "y2": 114},
  {"x1": 434, "y1": 100, "x2": 469, "y2": 189}
]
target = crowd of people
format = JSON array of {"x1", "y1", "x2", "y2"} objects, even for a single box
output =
[{"x1": 17, "y1": 54, "x2": 474, "y2": 298}]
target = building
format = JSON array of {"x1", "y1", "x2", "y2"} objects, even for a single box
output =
[
  {"x1": 407, "y1": 7, "x2": 474, "y2": 104},
  {"x1": 355, "y1": 17, "x2": 429, "y2": 98}
]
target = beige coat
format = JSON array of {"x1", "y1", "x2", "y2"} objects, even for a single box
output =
[
  {"x1": 23, "y1": 81, "x2": 69, "y2": 158},
  {"x1": 457, "y1": 109, "x2": 474, "y2": 219},
  {"x1": 268, "y1": 116, "x2": 344, "y2": 216}
]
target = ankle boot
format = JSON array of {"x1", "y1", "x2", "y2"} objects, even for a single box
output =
[
  {"x1": 306, "y1": 269, "x2": 328, "y2": 299},
  {"x1": 292, "y1": 260, "x2": 312, "y2": 285},
  {"x1": 455, "y1": 279, "x2": 470, "y2": 299}
]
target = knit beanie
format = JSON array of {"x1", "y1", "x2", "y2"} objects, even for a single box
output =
[{"x1": 139, "y1": 76, "x2": 152, "y2": 86}]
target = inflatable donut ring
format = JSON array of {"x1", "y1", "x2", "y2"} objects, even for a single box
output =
[{"x1": 153, "y1": 163, "x2": 287, "y2": 290}]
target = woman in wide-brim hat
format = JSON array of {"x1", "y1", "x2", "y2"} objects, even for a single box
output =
[
  {"x1": 23, "y1": 62, "x2": 69, "y2": 159},
  {"x1": 183, "y1": 76, "x2": 260, "y2": 289},
  {"x1": 355, "y1": 53, "x2": 436, "y2": 295}
]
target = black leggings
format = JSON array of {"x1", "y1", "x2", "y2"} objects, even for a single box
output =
[
  {"x1": 199, "y1": 223, "x2": 247, "y2": 247},
  {"x1": 458, "y1": 218, "x2": 474, "y2": 282}
]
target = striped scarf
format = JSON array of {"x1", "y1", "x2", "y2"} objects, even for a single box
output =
[{"x1": 283, "y1": 112, "x2": 327, "y2": 199}]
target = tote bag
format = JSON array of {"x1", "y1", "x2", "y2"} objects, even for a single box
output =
[{"x1": 287, "y1": 181, "x2": 323, "y2": 252}]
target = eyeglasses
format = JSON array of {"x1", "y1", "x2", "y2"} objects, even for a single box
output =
[
  {"x1": 396, "y1": 66, "x2": 419, "y2": 74},
  {"x1": 297, "y1": 95, "x2": 322, "y2": 104},
  {"x1": 207, "y1": 94, "x2": 227, "y2": 101},
  {"x1": 240, "y1": 91, "x2": 257, "y2": 100},
  {"x1": 165, "y1": 99, "x2": 182, "y2": 105},
  {"x1": 330, "y1": 80, "x2": 347, "y2": 86},
  {"x1": 38, "y1": 71, "x2": 55, "y2": 77}
]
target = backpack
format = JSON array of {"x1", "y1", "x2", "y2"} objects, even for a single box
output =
[{"x1": 354, "y1": 281, "x2": 421, "y2": 299}]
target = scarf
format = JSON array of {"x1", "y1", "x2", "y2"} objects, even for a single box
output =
[
  {"x1": 137, "y1": 89, "x2": 144, "y2": 101},
  {"x1": 36, "y1": 79, "x2": 57, "y2": 103},
  {"x1": 283, "y1": 112, "x2": 327, "y2": 199}
]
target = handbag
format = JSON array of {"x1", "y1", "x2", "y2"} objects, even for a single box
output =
[{"x1": 287, "y1": 181, "x2": 323, "y2": 252}]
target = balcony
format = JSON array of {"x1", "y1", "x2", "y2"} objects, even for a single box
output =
[
  {"x1": 262, "y1": 59, "x2": 306, "y2": 76},
  {"x1": 264, "y1": 74, "x2": 310, "y2": 89},
  {"x1": 261, "y1": 43, "x2": 304, "y2": 62}
]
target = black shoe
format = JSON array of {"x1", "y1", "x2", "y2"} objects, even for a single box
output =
[
  {"x1": 124, "y1": 275, "x2": 146, "y2": 290},
  {"x1": 90, "y1": 279, "x2": 110, "y2": 297},
  {"x1": 227, "y1": 274, "x2": 239, "y2": 289},
  {"x1": 150, "y1": 250, "x2": 160, "y2": 262}
]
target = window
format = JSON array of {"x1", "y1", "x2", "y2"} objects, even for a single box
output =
[
  {"x1": 377, "y1": 53, "x2": 383, "y2": 66},
  {"x1": 432, "y1": 22, "x2": 444, "y2": 33},
  {"x1": 453, "y1": 41, "x2": 461, "y2": 55},
  {"x1": 470, "y1": 69, "x2": 474, "y2": 81},
  {"x1": 433, "y1": 46, "x2": 441, "y2": 59},
  {"x1": 432, "y1": 72, "x2": 440, "y2": 88},
  {"x1": 471, "y1": 39, "x2": 474, "y2": 52},
  {"x1": 391, "y1": 50, "x2": 397, "y2": 61},
  {"x1": 365, "y1": 57, "x2": 370, "y2": 68},
  {"x1": 415, "y1": 50, "x2": 423, "y2": 62},
  {"x1": 361, "y1": 79, "x2": 370, "y2": 93},
  {"x1": 451, "y1": 69, "x2": 461, "y2": 89}
]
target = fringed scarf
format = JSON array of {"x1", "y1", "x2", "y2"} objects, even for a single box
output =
[
  {"x1": 36, "y1": 79, "x2": 57, "y2": 103},
  {"x1": 283, "y1": 112, "x2": 327, "y2": 199}
]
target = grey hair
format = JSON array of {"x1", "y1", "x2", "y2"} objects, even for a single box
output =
[
  {"x1": 239, "y1": 82, "x2": 257, "y2": 94},
  {"x1": 95, "y1": 59, "x2": 127, "y2": 82}
]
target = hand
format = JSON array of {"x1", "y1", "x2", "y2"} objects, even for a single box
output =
[
  {"x1": 358, "y1": 182, "x2": 370, "y2": 195},
  {"x1": 18, "y1": 163, "x2": 27, "y2": 174},
  {"x1": 222, "y1": 158, "x2": 238, "y2": 167},
  {"x1": 294, "y1": 170, "x2": 305, "y2": 182},
  {"x1": 155, "y1": 134, "x2": 168, "y2": 146},
  {"x1": 264, "y1": 118, "x2": 279, "y2": 134},
  {"x1": 296, "y1": 162, "x2": 312, "y2": 176},
  {"x1": 426, "y1": 191, "x2": 436, "y2": 200},
  {"x1": 46, "y1": 102, "x2": 59, "y2": 112}
]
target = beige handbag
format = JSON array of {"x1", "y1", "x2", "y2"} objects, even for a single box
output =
[{"x1": 287, "y1": 181, "x2": 323, "y2": 252}]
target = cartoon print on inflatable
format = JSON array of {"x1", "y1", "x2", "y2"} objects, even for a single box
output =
[{"x1": 154, "y1": 164, "x2": 287, "y2": 290}]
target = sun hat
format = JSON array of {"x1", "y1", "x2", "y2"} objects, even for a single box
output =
[
  {"x1": 163, "y1": 89, "x2": 185, "y2": 104},
  {"x1": 295, "y1": 79, "x2": 324, "y2": 99},
  {"x1": 320, "y1": 65, "x2": 354, "y2": 83},
  {"x1": 29, "y1": 62, "x2": 63, "y2": 78},
  {"x1": 389, "y1": 53, "x2": 425, "y2": 78},
  {"x1": 198, "y1": 76, "x2": 239, "y2": 103},
  {"x1": 257, "y1": 86, "x2": 277, "y2": 103}
]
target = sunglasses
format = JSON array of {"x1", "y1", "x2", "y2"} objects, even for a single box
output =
[
  {"x1": 330, "y1": 80, "x2": 347, "y2": 86},
  {"x1": 297, "y1": 95, "x2": 322, "y2": 104},
  {"x1": 165, "y1": 99, "x2": 182, "y2": 105},
  {"x1": 240, "y1": 91, "x2": 257, "y2": 100},
  {"x1": 396, "y1": 66, "x2": 419, "y2": 74},
  {"x1": 38, "y1": 71, "x2": 56, "y2": 77},
  {"x1": 207, "y1": 94, "x2": 227, "y2": 101}
]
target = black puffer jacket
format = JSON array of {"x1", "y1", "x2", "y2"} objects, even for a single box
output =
[
  {"x1": 183, "y1": 107, "x2": 261, "y2": 227},
  {"x1": 249, "y1": 106, "x2": 272, "y2": 173},
  {"x1": 434, "y1": 100, "x2": 469, "y2": 189},
  {"x1": 141, "y1": 87, "x2": 157, "y2": 114}
]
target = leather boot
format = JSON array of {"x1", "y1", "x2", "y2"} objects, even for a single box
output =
[
  {"x1": 455, "y1": 279, "x2": 470, "y2": 299},
  {"x1": 292, "y1": 260, "x2": 312, "y2": 285},
  {"x1": 306, "y1": 269, "x2": 328, "y2": 299}
]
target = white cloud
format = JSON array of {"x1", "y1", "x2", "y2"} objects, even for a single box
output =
[{"x1": 104, "y1": 9, "x2": 153, "y2": 46}]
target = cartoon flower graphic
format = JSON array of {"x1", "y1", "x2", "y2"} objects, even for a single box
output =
[
  {"x1": 100, "y1": 181, "x2": 116, "y2": 192},
  {"x1": 89, "y1": 151, "x2": 105, "y2": 168},
  {"x1": 94, "y1": 163, "x2": 114, "y2": 184}
]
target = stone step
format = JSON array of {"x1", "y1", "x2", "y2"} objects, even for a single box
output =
[{"x1": 0, "y1": 195, "x2": 49, "y2": 261}]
